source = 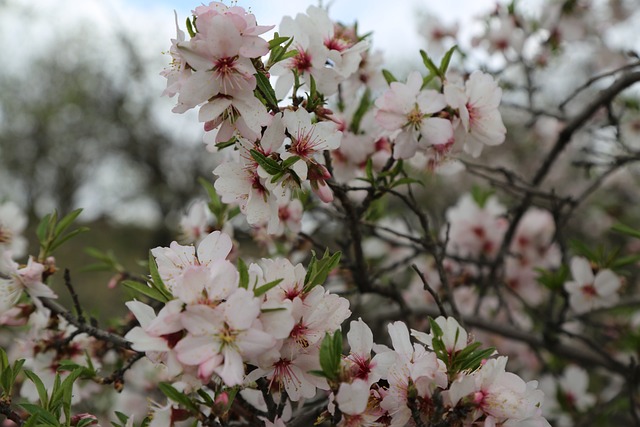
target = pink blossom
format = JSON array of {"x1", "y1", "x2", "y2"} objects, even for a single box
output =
[
  {"x1": 444, "y1": 71, "x2": 506, "y2": 157},
  {"x1": 564, "y1": 257, "x2": 620, "y2": 314},
  {"x1": 375, "y1": 71, "x2": 453, "y2": 159}
]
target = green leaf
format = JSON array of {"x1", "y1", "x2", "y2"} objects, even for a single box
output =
[
  {"x1": 420, "y1": 50, "x2": 441, "y2": 79},
  {"x1": 470, "y1": 185, "x2": 495, "y2": 208},
  {"x1": 53, "y1": 209, "x2": 83, "y2": 237},
  {"x1": 214, "y1": 137, "x2": 237, "y2": 150},
  {"x1": 158, "y1": 382, "x2": 200, "y2": 413},
  {"x1": 439, "y1": 45, "x2": 458, "y2": 75},
  {"x1": 268, "y1": 33, "x2": 290, "y2": 50},
  {"x1": 535, "y1": 265, "x2": 569, "y2": 291},
  {"x1": 304, "y1": 250, "x2": 341, "y2": 291},
  {"x1": 122, "y1": 280, "x2": 167, "y2": 303},
  {"x1": 255, "y1": 72, "x2": 279, "y2": 111},
  {"x1": 382, "y1": 69, "x2": 398, "y2": 85},
  {"x1": 611, "y1": 222, "x2": 640, "y2": 240},
  {"x1": 149, "y1": 252, "x2": 173, "y2": 301},
  {"x1": 23, "y1": 370, "x2": 49, "y2": 407},
  {"x1": 114, "y1": 411, "x2": 129, "y2": 425},
  {"x1": 318, "y1": 331, "x2": 342, "y2": 381},
  {"x1": 254, "y1": 278, "x2": 284, "y2": 297},
  {"x1": 48, "y1": 227, "x2": 90, "y2": 252},
  {"x1": 238, "y1": 258, "x2": 249, "y2": 289},
  {"x1": 281, "y1": 155, "x2": 301, "y2": 170},
  {"x1": 20, "y1": 403, "x2": 60, "y2": 426},
  {"x1": 390, "y1": 177, "x2": 422, "y2": 189},
  {"x1": 36, "y1": 212, "x2": 53, "y2": 244},
  {"x1": 185, "y1": 17, "x2": 196, "y2": 38},
  {"x1": 250, "y1": 149, "x2": 282, "y2": 176},
  {"x1": 349, "y1": 89, "x2": 371, "y2": 134},
  {"x1": 23, "y1": 413, "x2": 41, "y2": 427},
  {"x1": 458, "y1": 347, "x2": 496, "y2": 372}
]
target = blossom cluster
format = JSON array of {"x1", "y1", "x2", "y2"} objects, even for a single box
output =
[
  {"x1": 161, "y1": 1, "x2": 507, "y2": 234},
  {"x1": 126, "y1": 230, "x2": 350, "y2": 396}
]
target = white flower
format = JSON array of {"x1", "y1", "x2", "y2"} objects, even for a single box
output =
[
  {"x1": 375, "y1": 71, "x2": 453, "y2": 159},
  {"x1": 0, "y1": 201, "x2": 28, "y2": 258},
  {"x1": 445, "y1": 71, "x2": 506, "y2": 157},
  {"x1": 0, "y1": 253, "x2": 56, "y2": 315},
  {"x1": 564, "y1": 257, "x2": 620, "y2": 314}
]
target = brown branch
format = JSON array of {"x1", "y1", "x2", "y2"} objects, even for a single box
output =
[
  {"x1": 41, "y1": 298, "x2": 134, "y2": 351},
  {"x1": 380, "y1": 305, "x2": 629, "y2": 375}
]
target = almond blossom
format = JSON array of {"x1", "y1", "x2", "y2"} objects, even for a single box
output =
[
  {"x1": 271, "y1": 6, "x2": 366, "y2": 98},
  {"x1": 444, "y1": 71, "x2": 506, "y2": 157},
  {"x1": 375, "y1": 71, "x2": 454, "y2": 159},
  {"x1": 0, "y1": 202, "x2": 28, "y2": 258},
  {"x1": 0, "y1": 253, "x2": 56, "y2": 315},
  {"x1": 175, "y1": 289, "x2": 275, "y2": 386},
  {"x1": 564, "y1": 256, "x2": 621, "y2": 314}
]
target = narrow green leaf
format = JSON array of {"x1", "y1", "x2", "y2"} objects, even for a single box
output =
[
  {"x1": 459, "y1": 347, "x2": 496, "y2": 371},
  {"x1": 19, "y1": 403, "x2": 59, "y2": 425},
  {"x1": 254, "y1": 278, "x2": 284, "y2": 297},
  {"x1": 238, "y1": 258, "x2": 249, "y2": 289},
  {"x1": 122, "y1": 280, "x2": 167, "y2": 302},
  {"x1": 268, "y1": 33, "x2": 290, "y2": 49},
  {"x1": 23, "y1": 370, "x2": 49, "y2": 407},
  {"x1": 382, "y1": 69, "x2": 397, "y2": 85},
  {"x1": 611, "y1": 222, "x2": 640, "y2": 240},
  {"x1": 255, "y1": 72, "x2": 279, "y2": 111},
  {"x1": 36, "y1": 213, "x2": 52, "y2": 243},
  {"x1": 439, "y1": 45, "x2": 458, "y2": 75},
  {"x1": 53, "y1": 209, "x2": 83, "y2": 237},
  {"x1": 250, "y1": 149, "x2": 282, "y2": 176},
  {"x1": 185, "y1": 17, "x2": 196, "y2": 38},
  {"x1": 318, "y1": 332, "x2": 341, "y2": 381},
  {"x1": 420, "y1": 50, "x2": 441, "y2": 78},
  {"x1": 304, "y1": 250, "x2": 341, "y2": 291},
  {"x1": 349, "y1": 89, "x2": 371, "y2": 134},
  {"x1": 158, "y1": 382, "x2": 199, "y2": 413},
  {"x1": 148, "y1": 252, "x2": 173, "y2": 301},
  {"x1": 390, "y1": 177, "x2": 422, "y2": 189},
  {"x1": 48, "y1": 227, "x2": 90, "y2": 252},
  {"x1": 282, "y1": 155, "x2": 301, "y2": 169}
]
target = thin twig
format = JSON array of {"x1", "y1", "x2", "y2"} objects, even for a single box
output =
[{"x1": 412, "y1": 264, "x2": 447, "y2": 317}]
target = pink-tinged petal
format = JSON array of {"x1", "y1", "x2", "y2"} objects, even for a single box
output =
[
  {"x1": 239, "y1": 36, "x2": 270, "y2": 58},
  {"x1": 176, "y1": 334, "x2": 219, "y2": 365},
  {"x1": 198, "y1": 353, "x2": 224, "y2": 380},
  {"x1": 570, "y1": 257, "x2": 594, "y2": 285},
  {"x1": 417, "y1": 89, "x2": 447, "y2": 115},
  {"x1": 178, "y1": 71, "x2": 220, "y2": 109},
  {"x1": 199, "y1": 97, "x2": 233, "y2": 123},
  {"x1": 347, "y1": 318, "x2": 373, "y2": 357},
  {"x1": 275, "y1": 72, "x2": 295, "y2": 100},
  {"x1": 197, "y1": 231, "x2": 233, "y2": 264},
  {"x1": 233, "y1": 94, "x2": 271, "y2": 134},
  {"x1": 215, "y1": 347, "x2": 244, "y2": 386},
  {"x1": 203, "y1": 15, "x2": 243, "y2": 58},
  {"x1": 177, "y1": 44, "x2": 213, "y2": 72},
  {"x1": 206, "y1": 260, "x2": 240, "y2": 301},
  {"x1": 260, "y1": 300, "x2": 295, "y2": 339},
  {"x1": 387, "y1": 321, "x2": 413, "y2": 359},
  {"x1": 336, "y1": 379, "x2": 370, "y2": 415},
  {"x1": 260, "y1": 114, "x2": 285, "y2": 154},
  {"x1": 375, "y1": 110, "x2": 406, "y2": 131},
  {"x1": 147, "y1": 300, "x2": 184, "y2": 335},
  {"x1": 25, "y1": 281, "x2": 57, "y2": 299},
  {"x1": 181, "y1": 305, "x2": 222, "y2": 335},
  {"x1": 125, "y1": 301, "x2": 156, "y2": 329},
  {"x1": 124, "y1": 327, "x2": 169, "y2": 352},
  {"x1": 393, "y1": 130, "x2": 418, "y2": 159},
  {"x1": 224, "y1": 288, "x2": 260, "y2": 329},
  {"x1": 174, "y1": 265, "x2": 208, "y2": 304},
  {"x1": 237, "y1": 327, "x2": 276, "y2": 357},
  {"x1": 420, "y1": 117, "x2": 454, "y2": 146},
  {"x1": 595, "y1": 270, "x2": 620, "y2": 296}
]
